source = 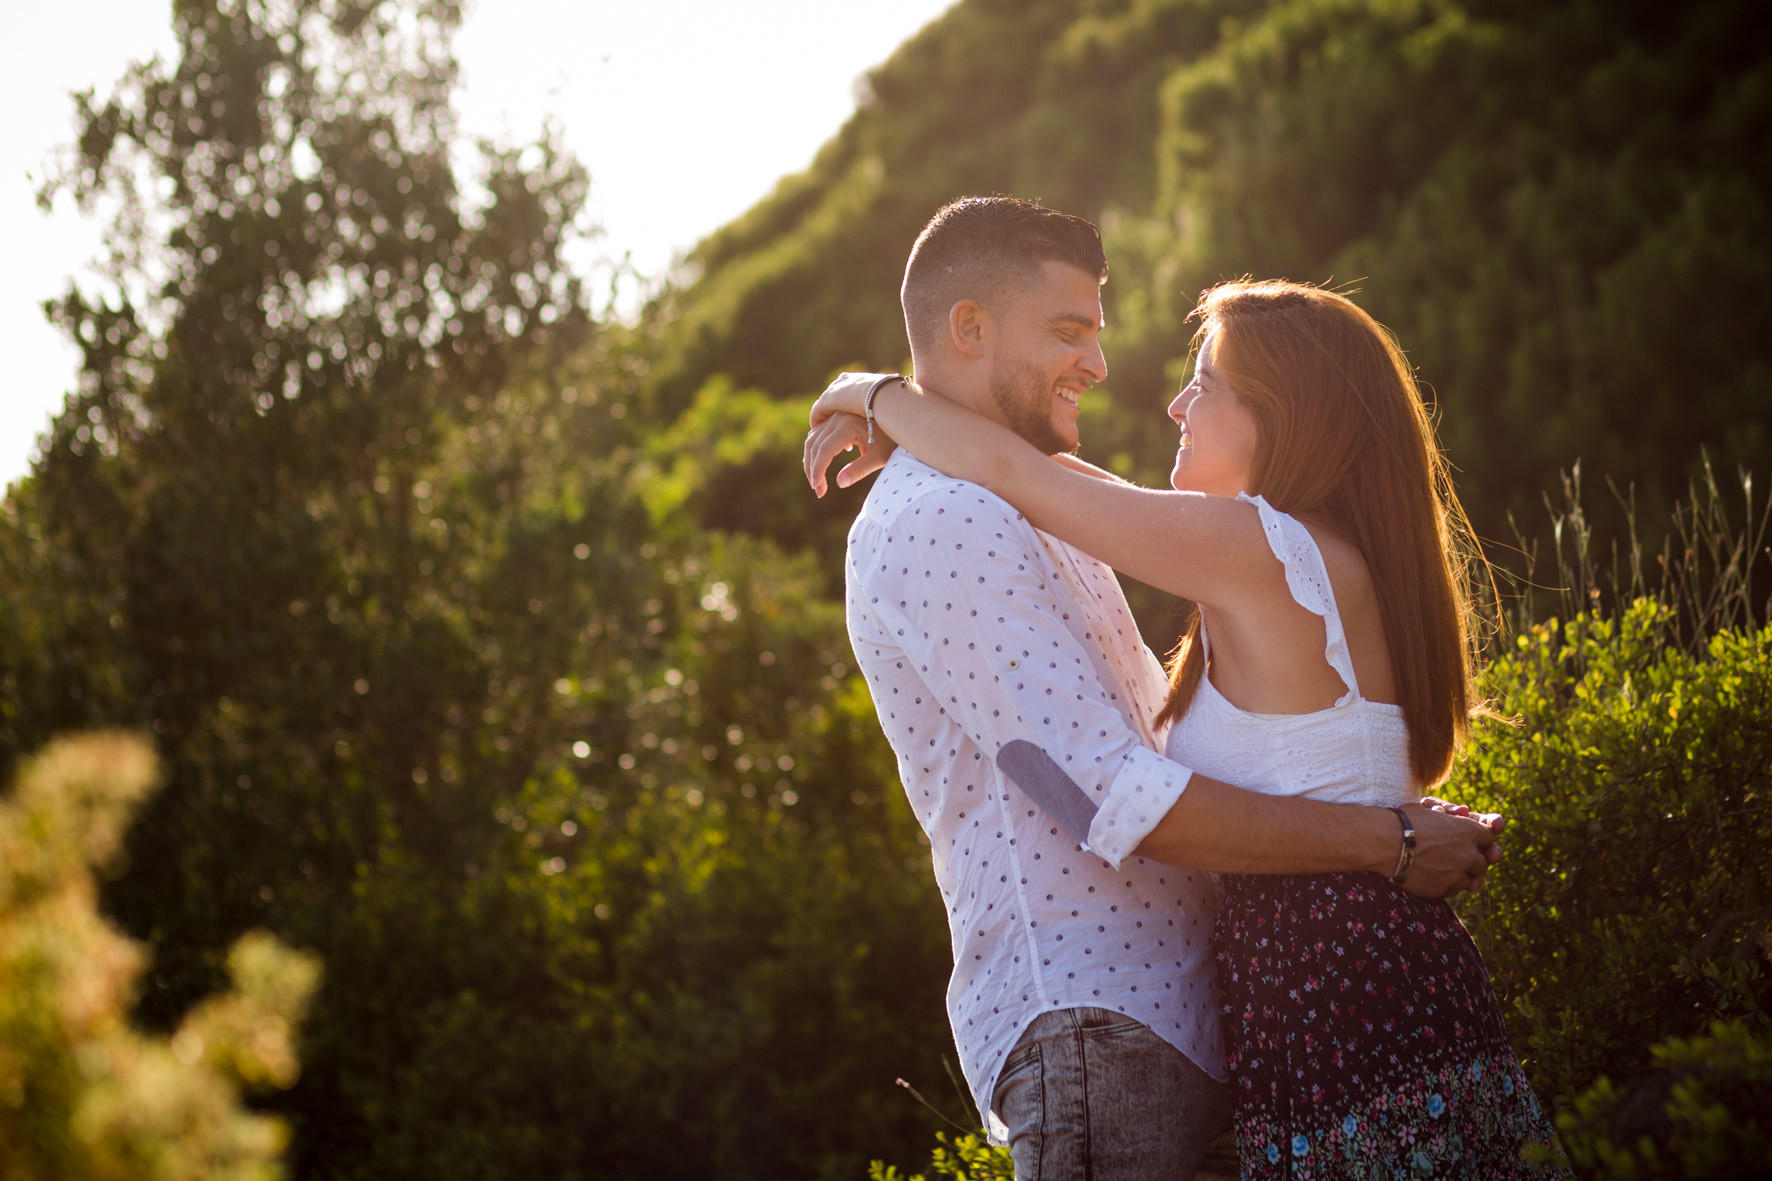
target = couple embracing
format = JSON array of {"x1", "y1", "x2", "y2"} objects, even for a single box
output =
[{"x1": 800, "y1": 197, "x2": 1570, "y2": 1180}]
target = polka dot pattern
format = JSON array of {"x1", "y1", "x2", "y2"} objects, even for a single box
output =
[{"x1": 845, "y1": 452, "x2": 1222, "y2": 1128}]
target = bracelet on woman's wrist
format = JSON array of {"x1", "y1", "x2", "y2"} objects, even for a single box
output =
[
  {"x1": 1387, "y1": 806, "x2": 1417, "y2": 884},
  {"x1": 864, "y1": 374, "x2": 904, "y2": 446}
]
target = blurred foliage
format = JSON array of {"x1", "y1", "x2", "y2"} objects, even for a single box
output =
[
  {"x1": 4, "y1": 0, "x2": 1770, "y2": 1177},
  {"x1": 0, "y1": 732, "x2": 319, "y2": 1181},
  {"x1": 1553, "y1": 1018, "x2": 1772, "y2": 1179},
  {"x1": 2, "y1": 0, "x2": 949, "y2": 1177},
  {"x1": 868, "y1": 1130, "x2": 1015, "y2": 1181}
]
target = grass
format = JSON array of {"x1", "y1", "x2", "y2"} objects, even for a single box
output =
[{"x1": 1494, "y1": 455, "x2": 1770, "y2": 658}]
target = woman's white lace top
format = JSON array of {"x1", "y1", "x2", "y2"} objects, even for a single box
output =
[{"x1": 1163, "y1": 494, "x2": 1417, "y2": 806}]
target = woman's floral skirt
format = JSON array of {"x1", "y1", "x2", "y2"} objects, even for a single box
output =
[{"x1": 1215, "y1": 872, "x2": 1570, "y2": 1179}]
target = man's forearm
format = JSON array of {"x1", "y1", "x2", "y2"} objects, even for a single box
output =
[
  {"x1": 995, "y1": 745, "x2": 1498, "y2": 898},
  {"x1": 1134, "y1": 774, "x2": 1394, "y2": 875},
  {"x1": 1128, "y1": 773, "x2": 1500, "y2": 898}
]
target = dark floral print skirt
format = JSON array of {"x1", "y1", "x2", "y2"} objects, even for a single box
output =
[{"x1": 1215, "y1": 872, "x2": 1570, "y2": 1180}]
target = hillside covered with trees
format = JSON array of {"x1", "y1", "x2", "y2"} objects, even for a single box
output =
[{"x1": 1, "y1": 0, "x2": 1767, "y2": 1177}]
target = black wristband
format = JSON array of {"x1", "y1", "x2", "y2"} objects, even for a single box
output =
[
  {"x1": 863, "y1": 374, "x2": 902, "y2": 446},
  {"x1": 1387, "y1": 806, "x2": 1417, "y2": 884}
]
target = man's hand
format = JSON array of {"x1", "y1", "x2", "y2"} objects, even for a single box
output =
[{"x1": 1395, "y1": 803, "x2": 1504, "y2": 899}]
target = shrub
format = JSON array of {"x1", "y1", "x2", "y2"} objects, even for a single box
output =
[
  {"x1": 867, "y1": 1131, "x2": 1013, "y2": 1181},
  {"x1": 0, "y1": 733, "x2": 319, "y2": 1181},
  {"x1": 1553, "y1": 1018, "x2": 1772, "y2": 1179},
  {"x1": 1451, "y1": 603, "x2": 1772, "y2": 1104}
]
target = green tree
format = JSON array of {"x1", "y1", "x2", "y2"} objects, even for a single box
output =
[
  {"x1": 2, "y1": 2, "x2": 956, "y2": 1175},
  {"x1": 634, "y1": 0, "x2": 1772, "y2": 599},
  {"x1": 642, "y1": 0, "x2": 1261, "y2": 421},
  {"x1": 1131, "y1": 0, "x2": 1772, "y2": 535}
]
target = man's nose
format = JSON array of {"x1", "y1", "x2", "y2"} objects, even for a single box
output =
[{"x1": 1080, "y1": 340, "x2": 1107, "y2": 383}]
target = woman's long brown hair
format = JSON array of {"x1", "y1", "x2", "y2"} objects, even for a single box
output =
[{"x1": 1153, "y1": 280, "x2": 1488, "y2": 787}]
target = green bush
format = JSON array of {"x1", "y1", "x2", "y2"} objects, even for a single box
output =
[
  {"x1": 868, "y1": 1131, "x2": 1013, "y2": 1181},
  {"x1": 1450, "y1": 602, "x2": 1772, "y2": 1105},
  {"x1": 1554, "y1": 1018, "x2": 1772, "y2": 1179},
  {"x1": 0, "y1": 733, "x2": 319, "y2": 1181}
]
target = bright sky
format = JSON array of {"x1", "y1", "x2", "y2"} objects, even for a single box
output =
[{"x1": 0, "y1": 0, "x2": 953, "y2": 493}]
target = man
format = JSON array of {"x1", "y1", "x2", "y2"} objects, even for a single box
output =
[{"x1": 805, "y1": 196, "x2": 1500, "y2": 1179}]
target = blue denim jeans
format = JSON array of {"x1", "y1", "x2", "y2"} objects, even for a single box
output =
[{"x1": 991, "y1": 1007, "x2": 1232, "y2": 1181}]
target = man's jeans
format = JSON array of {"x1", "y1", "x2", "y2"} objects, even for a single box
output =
[{"x1": 991, "y1": 1007, "x2": 1232, "y2": 1180}]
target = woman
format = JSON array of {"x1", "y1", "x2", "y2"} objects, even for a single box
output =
[{"x1": 804, "y1": 280, "x2": 1567, "y2": 1179}]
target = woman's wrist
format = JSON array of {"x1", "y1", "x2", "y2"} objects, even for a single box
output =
[
  {"x1": 863, "y1": 374, "x2": 906, "y2": 446},
  {"x1": 870, "y1": 375, "x2": 923, "y2": 426},
  {"x1": 813, "y1": 371, "x2": 900, "y2": 421}
]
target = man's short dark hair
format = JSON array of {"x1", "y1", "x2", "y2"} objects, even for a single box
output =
[{"x1": 902, "y1": 196, "x2": 1108, "y2": 351}]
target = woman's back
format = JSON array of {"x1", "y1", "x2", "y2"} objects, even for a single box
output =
[{"x1": 1165, "y1": 494, "x2": 1417, "y2": 807}]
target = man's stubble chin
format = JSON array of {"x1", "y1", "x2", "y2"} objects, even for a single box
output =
[{"x1": 988, "y1": 357, "x2": 1073, "y2": 456}]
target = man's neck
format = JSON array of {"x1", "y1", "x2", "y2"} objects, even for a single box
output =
[{"x1": 908, "y1": 355, "x2": 1000, "y2": 424}]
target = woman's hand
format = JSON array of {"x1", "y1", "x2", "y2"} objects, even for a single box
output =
[
  {"x1": 804, "y1": 411, "x2": 895, "y2": 497},
  {"x1": 803, "y1": 372, "x2": 902, "y2": 497},
  {"x1": 808, "y1": 371, "x2": 894, "y2": 427},
  {"x1": 1419, "y1": 794, "x2": 1505, "y2": 833}
]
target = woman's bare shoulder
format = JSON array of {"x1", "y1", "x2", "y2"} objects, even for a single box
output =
[{"x1": 1305, "y1": 523, "x2": 1377, "y2": 609}]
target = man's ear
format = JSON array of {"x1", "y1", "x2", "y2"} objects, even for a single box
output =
[{"x1": 948, "y1": 299, "x2": 991, "y2": 359}]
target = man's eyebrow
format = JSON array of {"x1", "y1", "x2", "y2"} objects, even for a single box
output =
[{"x1": 1050, "y1": 311, "x2": 1103, "y2": 329}]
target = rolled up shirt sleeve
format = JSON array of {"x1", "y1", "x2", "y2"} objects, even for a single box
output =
[
  {"x1": 855, "y1": 484, "x2": 1192, "y2": 868},
  {"x1": 1087, "y1": 757, "x2": 1191, "y2": 868}
]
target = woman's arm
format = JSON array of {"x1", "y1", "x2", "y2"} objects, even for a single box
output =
[
  {"x1": 1051, "y1": 453, "x2": 1126, "y2": 482},
  {"x1": 856, "y1": 378, "x2": 1272, "y2": 608},
  {"x1": 804, "y1": 410, "x2": 893, "y2": 497},
  {"x1": 803, "y1": 375, "x2": 1120, "y2": 489}
]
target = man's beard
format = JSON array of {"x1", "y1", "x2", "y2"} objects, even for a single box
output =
[{"x1": 988, "y1": 357, "x2": 1074, "y2": 455}]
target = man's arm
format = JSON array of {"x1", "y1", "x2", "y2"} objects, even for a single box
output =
[
  {"x1": 998, "y1": 739, "x2": 1498, "y2": 897},
  {"x1": 859, "y1": 485, "x2": 1498, "y2": 898},
  {"x1": 1130, "y1": 778, "x2": 1500, "y2": 892}
]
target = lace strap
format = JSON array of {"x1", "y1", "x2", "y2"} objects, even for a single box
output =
[{"x1": 1238, "y1": 493, "x2": 1360, "y2": 703}]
